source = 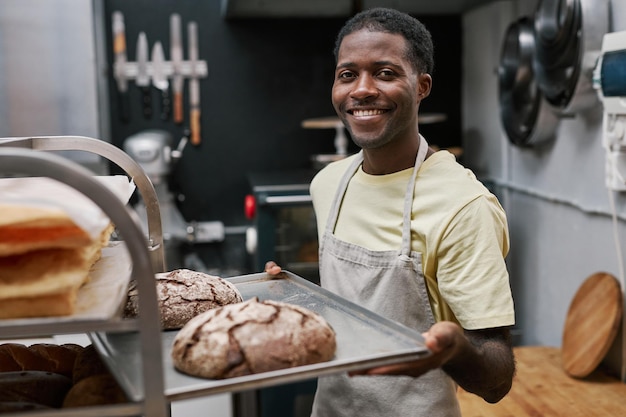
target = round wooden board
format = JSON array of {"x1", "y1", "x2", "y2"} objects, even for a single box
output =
[{"x1": 561, "y1": 272, "x2": 623, "y2": 378}]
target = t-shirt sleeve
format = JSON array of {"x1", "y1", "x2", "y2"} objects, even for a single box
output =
[{"x1": 435, "y1": 195, "x2": 515, "y2": 330}]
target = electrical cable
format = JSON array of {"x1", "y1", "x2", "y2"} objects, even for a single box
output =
[{"x1": 607, "y1": 187, "x2": 626, "y2": 382}]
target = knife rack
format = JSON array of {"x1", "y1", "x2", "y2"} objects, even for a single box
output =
[{"x1": 114, "y1": 59, "x2": 208, "y2": 81}]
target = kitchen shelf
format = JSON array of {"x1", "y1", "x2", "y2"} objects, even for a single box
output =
[{"x1": 0, "y1": 140, "x2": 168, "y2": 417}]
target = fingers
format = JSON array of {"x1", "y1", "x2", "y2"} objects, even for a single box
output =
[
  {"x1": 423, "y1": 321, "x2": 460, "y2": 353},
  {"x1": 264, "y1": 261, "x2": 282, "y2": 275}
]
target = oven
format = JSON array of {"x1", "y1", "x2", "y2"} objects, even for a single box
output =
[
  {"x1": 238, "y1": 169, "x2": 320, "y2": 417},
  {"x1": 245, "y1": 169, "x2": 319, "y2": 284}
]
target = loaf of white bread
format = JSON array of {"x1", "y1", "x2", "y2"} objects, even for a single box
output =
[{"x1": 0, "y1": 176, "x2": 134, "y2": 319}]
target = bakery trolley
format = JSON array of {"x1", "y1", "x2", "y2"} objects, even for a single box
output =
[
  {"x1": 0, "y1": 136, "x2": 168, "y2": 417},
  {"x1": 0, "y1": 136, "x2": 433, "y2": 417}
]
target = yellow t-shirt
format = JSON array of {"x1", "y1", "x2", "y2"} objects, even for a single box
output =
[{"x1": 310, "y1": 150, "x2": 515, "y2": 330}]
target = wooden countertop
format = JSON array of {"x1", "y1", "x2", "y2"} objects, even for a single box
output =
[{"x1": 457, "y1": 346, "x2": 626, "y2": 416}]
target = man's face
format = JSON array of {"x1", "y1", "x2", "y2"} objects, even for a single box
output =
[{"x1": 332, "y1": 29, "x2": 426, "y2": 150}]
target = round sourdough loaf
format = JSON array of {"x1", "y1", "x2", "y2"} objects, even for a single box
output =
[
  {"x1": 171, "y1": 297, "x2": 337, "y2": 379},
  {"x1": 124, "y1": 269, "x2": 243, "y2": 329}
]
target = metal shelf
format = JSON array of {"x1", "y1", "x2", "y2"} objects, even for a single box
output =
[{"x1": 0, "y1": 141, "x2": 168, "y2": 417}]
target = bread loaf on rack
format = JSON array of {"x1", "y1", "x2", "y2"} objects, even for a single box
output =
[
  {"x1": 0, "y1": 370, "x2": 72, "y2": 408},
  {"x1": 0, "y1": 343, "x2": 83, "y2": 377},
  {"x1": 62, "y1": 374, "x2": 128, "y2": 408},
  {"x1": 0, "y1": 205, "x2": 94, "y2": 257},
  {"x1": 0, "y1": 204, "x2": 111, "y2": 319},
  {"x1": 124, "y1": 268, "x2": 244, "y2": 329},
  {"x1": 171, "y1": 297, "x2": 337, "y2": 379},
  {"x1": 0, "y1": 175, "x2": 134, "y2": 320}
]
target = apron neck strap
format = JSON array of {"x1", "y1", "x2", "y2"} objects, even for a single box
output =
[
  {"x1": 324, "y1": 135, "x2": 430, "y2": 255},
  {"x1": 401, "y1": 135, "x2": 428, "y2": 256}
]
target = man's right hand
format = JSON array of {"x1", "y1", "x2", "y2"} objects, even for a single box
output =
[{"x1": 264, "y1": 261, "x2": 282, "y2": 276}]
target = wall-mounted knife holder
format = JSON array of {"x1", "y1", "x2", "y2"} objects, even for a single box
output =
[
  {"x1": 113, "y1": 60, "x2": 208, "y2": 83},
  {"x1": 111, "y1": 12, "x2": 207, "y2": 146}
]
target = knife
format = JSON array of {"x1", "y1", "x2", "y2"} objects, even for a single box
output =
[
  {"x1": 170, "y1": 14, "x2": 184, "y2": 125},
  {"x1": 136, "y1": 32, "x2": 152, "y2": 119},
  {"x1": 152, "y1": 41, "x2": 171, "y2": 121},
  {"x1": 188, "y1": 22, "x2": 201, "y2": 145},
  {"x1": 112, "y1": 11, "x2": 130, "y2": 122}
]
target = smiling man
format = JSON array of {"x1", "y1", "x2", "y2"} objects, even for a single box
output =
[{"x1": 306, "y1": 7, "x2": 515, "y2": 417}]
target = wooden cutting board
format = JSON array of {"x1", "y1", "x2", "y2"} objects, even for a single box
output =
[{"x1": 561, "y1": 272, "x2": 623, "y2": 378}]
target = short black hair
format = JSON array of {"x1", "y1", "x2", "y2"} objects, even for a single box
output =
[{"x1": 333, "y1": 7, "x2": 434, "y2": 75}]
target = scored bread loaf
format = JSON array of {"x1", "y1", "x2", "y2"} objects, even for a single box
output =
[
  {"x1": 124, "y1": 269, "x2": 243, "y2": 329},
  {"x1": 171, "y1": 297, "x2": 337, "y2": 379}
]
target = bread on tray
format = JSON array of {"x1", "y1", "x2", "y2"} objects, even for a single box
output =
[
  {"x1": 123, "y1": 268, "x2": 243, "y2": 330},
  {"x1": 171, "y1": 297, "x2": 337, "y2": 379}
]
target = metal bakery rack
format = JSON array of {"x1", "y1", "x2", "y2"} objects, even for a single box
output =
[{"x1": 0, "y1": 136, "x2": 432, "y2": 417}]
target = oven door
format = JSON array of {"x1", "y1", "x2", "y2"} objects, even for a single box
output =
[{"x1": 247, "y1": 170, "x2": 319, "y2": 284}]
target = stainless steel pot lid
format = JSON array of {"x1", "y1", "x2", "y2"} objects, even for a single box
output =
[
  {"x1": 533, "y1": 0, "x2": 610, "y2": 112},
  {"x1": 534, "y1": 0, "x2": 581, "y2": 106},
  {"x1": 499, "y1": 17, "x2": 559, "y2": 147}
]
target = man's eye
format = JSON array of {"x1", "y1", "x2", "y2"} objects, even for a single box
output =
[
  {"x1": 338, "y1": 71, "x2": 355, "y2": 80},
  {"x1": 378, "y1": 69, "x2": 395, "y2": 78}
]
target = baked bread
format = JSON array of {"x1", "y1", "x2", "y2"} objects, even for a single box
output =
[
  {"x1": 0, "y1": 248, "x2": 91, "y2": 319},
  {"x1": 124, "y1": 269, "x2": 243, "y2": 329},
  {"x1": 0, "y1": 343, "x2": 83, "y2": 378},
  {"x1": 0, "y1": 371, "x2": 72, "y2": 408},
  {"x1": 0, "y1": 204, "x2": 93, "y2": 257},
  {"x1": 0, "y1": 202, "x2": 114, "y2": 320},
  {"x1": 71, "y1": 344, "x2": 110, "y2": 385},
  {"x1": 0, "y1": 401, "x2": 51, "y2": 412},
  {"x1": 171, "y1": 297, "x2": 337, "y2": 379},
  {"x1": 63, "y1": 374, "x2": 128, "y2": 408}
]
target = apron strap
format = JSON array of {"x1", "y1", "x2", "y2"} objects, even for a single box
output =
[
  {"x1": 324, "y1": 135, "x2": 429, "y2": 257},
  {"x1": 401, "y1": 135, "x2": 428, "y2": 257}
]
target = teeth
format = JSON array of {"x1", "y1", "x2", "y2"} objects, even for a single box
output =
[{"x1": 353, "y1": 109, "x2": 384, "y2": 117}]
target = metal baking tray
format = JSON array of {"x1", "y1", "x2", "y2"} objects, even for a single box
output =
[{"x1": 91, "y1": 271, "x2": 430, "y2": 402}]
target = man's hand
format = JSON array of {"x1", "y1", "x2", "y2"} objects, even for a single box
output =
[
  {"x1": 264, "y1": 261, "x2": 282, "y2": 276},
  {"x1": 349, "y1": 321, "x2": 463, "y2": 378},
  {"x1": 349, "y1": 321, "x2": 515, "y2": 403}
]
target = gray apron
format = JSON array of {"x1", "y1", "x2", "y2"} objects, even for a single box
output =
[{"x1": 311, "y1": 136, "x2": 461, "y2": 417}]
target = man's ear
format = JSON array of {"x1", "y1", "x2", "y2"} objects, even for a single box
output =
[{"x1": 417, "y1": 73, "x2": 432, "y2": 99}]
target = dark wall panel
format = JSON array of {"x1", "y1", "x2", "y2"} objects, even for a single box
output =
[{"x1": 103, "y1": 0, "x2": 461, "y2": 272}]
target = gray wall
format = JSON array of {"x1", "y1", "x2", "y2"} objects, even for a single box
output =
[
  {"x1": 463, "y1": 0, "x2": 626, "y2": 377},
  {"x1": 0, "y1": 0, "x2": 107, "y2": 171}
]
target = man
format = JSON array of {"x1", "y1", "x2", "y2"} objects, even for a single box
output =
[{"x1": 268, "y1": 7, "x2": 515, "y2": 416}]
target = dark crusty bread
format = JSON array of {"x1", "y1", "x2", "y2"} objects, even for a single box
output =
[
  {"x1": 63, "y1": 374, "x2": 128, "y2": 408},
  {"x1": 0, "y1": 343, "x2": 83, "y2": 378},
  {"x1": 71, "y1": 344, "x2": 109, "y2": 385},
  {"x1": 0, "y1": 401, "x2": 51, "y2": 412},
  {"x1": 171, "y1": 297, "x2": 337, "y2": 379},
  {"x1": 0, "y1": 371, "x2": 72, "y2": 408},
  {"x1": 124, "y1": 268, "x2": 243, "y2": 329}
]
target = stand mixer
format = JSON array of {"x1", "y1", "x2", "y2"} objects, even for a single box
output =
[{"x1": 123, "y1": 129, "x2": 224, "y2": 269}]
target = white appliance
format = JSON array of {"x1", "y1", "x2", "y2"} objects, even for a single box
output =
[{"x1": 594, "y1": 31, "x2": 626, "y2": 191}]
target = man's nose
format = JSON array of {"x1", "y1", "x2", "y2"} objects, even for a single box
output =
[{"x1": 350, "y1": 75, "x2": 378, "y2": 100}]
